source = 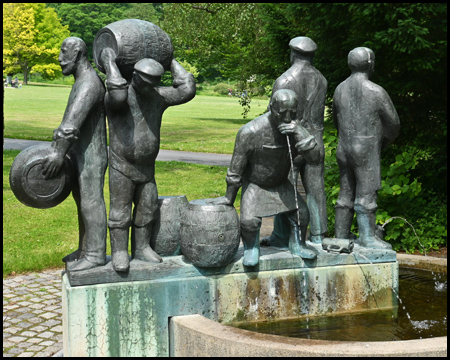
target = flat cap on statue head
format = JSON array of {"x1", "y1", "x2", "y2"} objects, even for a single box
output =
[
  {"x1": 134, "y1": 58, "x2": 165, "y2": 77},
  {"x1": 289, "y1": 37, "x2": 318, "y2": 55}
]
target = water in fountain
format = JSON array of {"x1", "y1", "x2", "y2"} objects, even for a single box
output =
[
  {"x1": 382, "y1": 216, "x2": 427, "y2": 255},
  {"x1": 235, "y1": 267, "x2": 447, "y2": 341},
  {"x1": 352, "y1": 251, "x2": 411, "y2": 321},
  {"x1": 287, "y1": 134, "x2": 312, "y2": 331}
]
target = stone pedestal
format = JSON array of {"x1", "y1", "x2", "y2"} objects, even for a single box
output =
[{"x1": 62, "y1": 243, "x2": 398, "y2": 357}]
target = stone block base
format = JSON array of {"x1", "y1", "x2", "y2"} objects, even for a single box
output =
[{"x1": 62, "y1": 245, "x2": 398, "y2": 356}]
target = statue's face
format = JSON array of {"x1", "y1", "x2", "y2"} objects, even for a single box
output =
[
  {"x1": 271, "y1": 99, "x2": 297, "y2": 125},
  {"x1": 59, "y1": 40, "x2": 79, "y2": 76}
]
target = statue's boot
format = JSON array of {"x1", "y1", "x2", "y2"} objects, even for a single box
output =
[
  {"x1": 334, "y1": 206, "x2": 354, "y2": 239},
  {"x1": 66, "y1": 232, "x2": 105, "y2": 272},
  {"x1": 309, "y1": 233, "x2": 326, "y2": 245},
  {"x1": 260, "y1": 214, "x2": 290, "y2": 248},
  {"x1": 63, "y1": 249, "x2": 82, "y2": 263},
  {"x1": 288, "y1": 219, "x2": 318, "y2": 260},
  {"x1": 357, "y1": 211, "x2": 392, "y2": 250},
  {"x1": 260, "y1": 233, "x2": 288, "y2": 248},
  {"x1": 110, "y1": 228, "x2": 130, "y2": 272},
  {"x1": 132, "y1": 225, "x2": 162, "y2": 263},
  {"x1": 241, "y1": 229, "x2": 260, "y2": 267},
  {"x1": 68, "y1": 257, "x2": 104, "y2": 272}
]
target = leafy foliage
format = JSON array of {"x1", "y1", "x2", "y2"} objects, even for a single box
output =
[
  {"x1": 324, "y1": 130, "x2": 447, "y2": 253},
  {"x1": 162, "y1": 4, "x2": 268, "y2": 84},
  {"x1": 257, "y1": 3, "x2": 447, "y2": 252},
  {"x1": 214, "y1": 83, "x2": 232, "y2": 96},
  {"x1": 259, "y1": 3, "x2": 447, "y2": 193},
  {"x1": 47, "y1": 3, "x2": 129, "y2": 61},
  {"x1": 3, "y1": 3, "x2": 70, "y2": 82},
  {"x1": 122, "y1": 3, "x2": 161, "y2": 25}
]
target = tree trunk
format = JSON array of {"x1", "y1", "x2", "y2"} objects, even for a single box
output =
[
  {"x1": 22, "y1": 60, "x2": 29, "y2": 85},
  {"x1": 23, "y1": 67, "x2": 28, "y2": 85}
]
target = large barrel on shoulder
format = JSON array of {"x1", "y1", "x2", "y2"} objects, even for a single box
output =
[
  {"x1": 180, "y1": 199, "x2": 240, "y2": 268},
  {"x1": 93, "y1": 19, "x2": 174, "y2": 79},
  {"x1": 150, "y1": 195, "x2": 188, "y2": 256}
]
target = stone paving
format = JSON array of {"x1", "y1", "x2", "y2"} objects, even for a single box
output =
[
  {"x1": 3, "y1": 268, "x2": 64, "y2": 357},
  {"x1": 2, "y1": 218, "x2": 276, "y2": 358}
]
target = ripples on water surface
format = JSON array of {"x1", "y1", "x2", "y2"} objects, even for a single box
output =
[{"x1": 235, "y1": 268, "x2": 447, "y2": 341}]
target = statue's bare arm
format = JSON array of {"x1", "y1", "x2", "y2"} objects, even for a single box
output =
[{"x1": 157, "y1": 59, "x2": 196, "y2": 106}]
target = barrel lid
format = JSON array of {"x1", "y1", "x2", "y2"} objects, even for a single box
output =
[
  {"x1": 158, "y1": 195, "x2": 188, "y2": 207},
  {"x1": 93, "y1": 27, "x2": 119, "y2": 75},
  {"x1": 9, "y1": 144, "x2": 74, "y2": 209},
  {"x1": 188, "y1": 198, "x2": 234, "y2": 212},
  {"x1": 159, "y1": 195, "x2": 188, "y2": 201}
]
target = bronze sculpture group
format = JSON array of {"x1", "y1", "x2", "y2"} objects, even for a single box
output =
[{"x1": 10, "y1": 20, "x2": 400, "y2": 272}]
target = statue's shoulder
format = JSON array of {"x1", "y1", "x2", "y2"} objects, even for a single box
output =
[
  {"x1": 333, "y1": 79, "x2": 347, "y2": 96},
  {"x1": 363, "y1": 79, "x2": 385, "y2": 94},
  {"x1": 76, "y1": 68, "x2": 106, "y2": 94},
  {"x1": 238, "y1": 115, "x2": 267, "y2": 138},
  {"x1": 359, "y1": 80, "x2": 389, "y2": 103},
  {"x1": 273, "y1": 69, "x2": 296, "y2": 89}
]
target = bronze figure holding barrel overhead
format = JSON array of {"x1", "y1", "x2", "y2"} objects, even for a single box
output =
[{"x1": 95, "y1": 19, "x2": 196, "y2": 272}]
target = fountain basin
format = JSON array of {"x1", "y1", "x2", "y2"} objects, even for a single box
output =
[
  {"x1": 170, "y1": 254, "x2": 447, "y2": 357},
  {"x1": 62, "y1": 244, "x2": 398, "y2": 356}
]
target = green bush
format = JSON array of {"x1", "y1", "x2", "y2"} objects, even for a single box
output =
[
  {"x1": 250, "y1": 86, "x2": 265, "y2": 96},
  {"x1": 214, "y1": 83, "x2": 232, "y2": 95}
]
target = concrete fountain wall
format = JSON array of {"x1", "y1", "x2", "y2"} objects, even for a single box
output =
[
  {"x1": 62, "y1": 243, "x2": 399, "y2": 357},
  {"x1": 170, "y1": 254, "x2": 447, "y2": 357}
]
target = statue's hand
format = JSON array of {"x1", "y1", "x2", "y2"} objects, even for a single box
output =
[
  {"x1": 278, "y1": 119, "x2": 301, "y2": 135},
  {"x1": 207, "y1": 196, "x2": 233, "y2": 206},
  {"x1": 41, "y1": 148, "x2": 65, "y2": 180},
  {"x1": 279, "y1": 120, "x2": 311, "y2": 140}
]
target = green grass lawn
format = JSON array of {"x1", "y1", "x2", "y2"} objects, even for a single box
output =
[
  {"x1": 3, "y1": 150, "x2": 241, "y2": 277},
  {"x1": 4, "y1": 84, "x2": 269, "y2": 154}
]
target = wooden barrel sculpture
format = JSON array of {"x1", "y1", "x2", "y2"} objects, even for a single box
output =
[
  {"x1": 150, "y1": 195, "x2": 188, "y2": 256},
  {"x1": 9, "y1": 144, "x2": 74, "y2": 209},
  {"x1": 93, "y1": 19, "x2": 174, "y2": 79},
  {"x1": 180, "y1": 199, "x2": 240, "y2": 268}
]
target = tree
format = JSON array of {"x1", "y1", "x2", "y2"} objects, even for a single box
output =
[
  {"x1": 123, "y1": 3, "x2": 161, "y2": 25},
  {"x1": 162, "y1": 3, "x2": 268, "y2": 85},
  {"x1": 257, "y1": 4, "x2": 447, "y2": 251},
  {"x1": 259, "y1": 3, "x2": 447, "y2": 194},
  {"x1": 48, "y1": 3, "x2": 129, "y2": 61},
  {"x1": 3, "y1": 3, "x2": 70, "y2": 83}
]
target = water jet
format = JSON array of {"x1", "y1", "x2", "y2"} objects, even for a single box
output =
[{"x1": 170, "y1": 254, "x2": 447, "y2": 357}]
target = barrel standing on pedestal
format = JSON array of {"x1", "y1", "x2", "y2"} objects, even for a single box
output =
[
  {"x1": 151, "y1": 195, "x2": 188, "y2": 256},
  {"x1": 93, "y1": 19, "x2": 174, "y2": 79},
  {"x1": 180, "y1": 199, "x2": 240, "y2": 268}
]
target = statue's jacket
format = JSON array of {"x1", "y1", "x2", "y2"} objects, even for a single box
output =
[
  {"x1": 227, "y1": 113, "x2": 315, "y2": 218},
  {"x1": 105, "y1": 72, "x2": 195, "y2": 183}
]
